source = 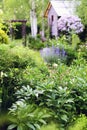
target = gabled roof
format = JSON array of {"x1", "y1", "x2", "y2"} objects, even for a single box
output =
[{"x1": 44, "y1": 0, "x2": 78, "y2": 17}]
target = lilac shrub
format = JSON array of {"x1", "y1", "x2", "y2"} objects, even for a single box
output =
[
  {"x1": 57, "y1": 15, "x2": 84, "y2": 34},
  {"x1": 40, "y1": 47, "x2": 67, "y2": 64}
]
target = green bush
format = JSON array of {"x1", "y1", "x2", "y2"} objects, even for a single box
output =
[
  {"x1": 0, "y1": 44, "x2": 49, "y2": 111},
  {"x1": 26, "y1": 35, "x2": 45, "y2": 50},
  {"x1": 0, "y1": 30, "x2": 9, "y2": 44},
  {"x1": 68, "y1": 115, "x2": 87, "y2": 130}
]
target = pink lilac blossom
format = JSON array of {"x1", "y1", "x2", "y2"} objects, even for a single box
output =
[{"x1": 57, "y1": 15, "x2": 84, "y2": 34}]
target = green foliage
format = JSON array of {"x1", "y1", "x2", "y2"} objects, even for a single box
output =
[
  {"x1": 0, "y1": 36, "x2": 87, "y2": 130},
  {"x1": 26, "y1": 35, "x2": 45, "y2": 50},
  {"x1": 68, "y1": 115, "x2": 87, "y2": 130},
  {"x1": 77, "y1": 43, "x2": 87, "y2": 60},
  {"x1": 0, "y1": 29, "x2": 9, "y2": 44},
  {"x1": 15, "y1": 82, "x2": 75, "y2": 128},
  {"x1": 14, "y1": 56, "x2": 87, "y2": 128},
  {"x1": 40, "y1": 122, "x2": 59, "y2": 130},
  {"x1": 48, "y1": 38, "x2": 78, "y2": 65},
  {"x1": 2, "y1": 0, "x2": 30, "y2": 20},
  {"x1": 77, "y1": 0, "x2": 87, "y2": 41},
  {"x1": 0, "y1": 44, "x2": 49, "y2": 111},
  {"x1": 77, "y1": 0, "x2": 87, "y2": 26},
  {"x1": 1, "y1": 0, "x2": 49, "y2": 26},
  {"x1": 71, "y1": 33, "x2": 80, "y2": 49},
  {"x1": 8, "y1": 100, "x2": 50, "y2": 130}
]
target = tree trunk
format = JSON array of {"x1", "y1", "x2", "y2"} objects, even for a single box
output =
[{"x1": 30, "y1": 0, "x2": 37, "y2": 38}]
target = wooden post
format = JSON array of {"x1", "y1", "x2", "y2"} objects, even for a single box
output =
[
  {"x1": 22, "y1": 21, "x2": 26, "y2": 46},
  {"x1": 41, "y1": 0, "x2": 45, "y2": 38}
]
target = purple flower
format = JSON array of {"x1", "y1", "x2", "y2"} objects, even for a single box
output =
[
  {"x1": 57, "y1": 15, "x2": 84, "y2": 34},
  {"x1": 40, "y1": 47, "x2": 67, "y2": 63}
]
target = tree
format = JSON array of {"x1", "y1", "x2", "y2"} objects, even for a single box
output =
[
  {"x1": 30, "y1": 0, "x2": 37, "y2": 38},
  {"x1": 76, "y1": 0, "x2": 87, "y2": 41},
  {"x1": 77, "y1": 0, "x2": 87, "y2": 26},
  {"x1": 1, "y1": 0, "x2": 49, "y2": 38},
  {"x1": 2, "y1": 0, "x2": 30, "y2": 20}
]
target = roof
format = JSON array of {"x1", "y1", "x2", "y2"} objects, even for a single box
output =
[{"x1": 44, "y1": 0, "x2": 77, "y2": 17}]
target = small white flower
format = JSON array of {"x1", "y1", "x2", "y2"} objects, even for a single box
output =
[{"x1": 53, "y1": 63, "x2": 58, "y2": 68}]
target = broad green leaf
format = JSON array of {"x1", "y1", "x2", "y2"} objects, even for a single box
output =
[
  {"x1": 39, "y1": 119, "x2": 46, "y2": 124},
  {"x1": 17, "y1": 125, "x2": 23, "y2": 130},
  {"x1": 61, "y1": 115, "x2": 68, "y2": 122},
  {"x1": 26, "y1": 123, "x2": 35, "y2": 130},
  {"x1": 7, "y1": 124, "x2": 17, "y2": 130},
  {"x1": 65, "y1": 98, "x2": 74, "y2": 103}
]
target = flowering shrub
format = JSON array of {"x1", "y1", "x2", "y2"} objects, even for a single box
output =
[
  {"x1": 58, "y1": 15, "x2": 84, "y2": 34},
  {"x1": 40, "y1": 47, "x2": 67, "y2": 64}
]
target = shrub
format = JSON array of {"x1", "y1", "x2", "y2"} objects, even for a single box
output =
[
  {"x1": 0, "y1": 44, "x2": 49, "y2": 111},
  {"x1": 0, "y1": 30, "x2": 9, "y2": 44},
  {"x1": 26, "y1": 35, "x2": 45, "y2": 50},
  {"x1": 68, "y1": 115, "x2": 87, "y2": 130}
]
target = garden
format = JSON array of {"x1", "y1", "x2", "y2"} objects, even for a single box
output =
[{"x1": 0, "y1": 0, "x2": 87, "y2": 130}]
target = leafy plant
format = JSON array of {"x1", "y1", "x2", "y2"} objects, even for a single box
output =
[
  {"x1": 68, "y1": 115, "x2": 87, "y2": 130},
  {"x1": 26, "y1": 35, "x2": 45, "y2": 50},
  {"x1": 0, "y1": 44, "x2": 49, "y2": 111},
  {"x1": 15, "y1": 83, "x2": 75, "y2": 128},
  {"x1": 8, "y1": 100, "x2": 50, "y2": 130}
]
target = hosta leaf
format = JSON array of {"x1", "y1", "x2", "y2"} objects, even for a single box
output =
[{"x1": 7, "y1": 124, "x2": 17, "y2": 130}]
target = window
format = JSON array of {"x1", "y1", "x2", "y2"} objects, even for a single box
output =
[
  {"x1": 51, "y1": 15, "x2": 54, "y2": 22},
  {"x1": 58, "y1": 16, "x2": 61, "y2": 19}
]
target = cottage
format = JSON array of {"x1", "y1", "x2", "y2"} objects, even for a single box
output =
[{"x1": 44, "y1": 0, "x2": 78, "y2": 38}]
